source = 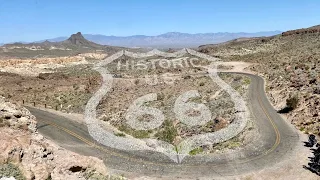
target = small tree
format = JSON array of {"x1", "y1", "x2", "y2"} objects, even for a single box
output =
[{"x1": 286, "y1": 95, "x2": 299, "y2": 110}]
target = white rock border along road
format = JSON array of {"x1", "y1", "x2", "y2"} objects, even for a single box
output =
[
  {"x1": 84, "y1": 49, "x2": 250, "y2": 163},
  {"x1": 26, "y1": 49, "x2": 302, "y2": 179}
]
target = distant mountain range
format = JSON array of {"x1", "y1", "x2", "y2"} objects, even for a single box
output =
[
  {"x1": 33, "y1": 31, "x2": 281, "y2": 48},
  {"x1": 0, "y1": 32, "x2": 123, "y2": 58},
  {"x1": 4, "y1": 32, "x2": 109, "y2": 50}
]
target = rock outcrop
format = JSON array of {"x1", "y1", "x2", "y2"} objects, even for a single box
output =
[
  {"x1": 63, "y1": 32, "x2": 104, "y2": 49},
  {"x1": 0, "y1": 97, "x2": 109, "y2": 180}
]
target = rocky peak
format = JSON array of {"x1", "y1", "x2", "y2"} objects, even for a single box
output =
[
  {"x1": 66, "y1": 32, "x2": 88, "y2": 45},
  {"x1": 64, "y1": 32, "x2": 103, "y2": 49}
]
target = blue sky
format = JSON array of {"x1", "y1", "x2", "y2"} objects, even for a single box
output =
[{"x1": 0, "y1": 0, "x2": 319, "y2": 43}]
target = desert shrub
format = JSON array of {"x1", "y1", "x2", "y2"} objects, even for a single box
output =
[
  {"x1": 189, "y1": 147, "x2": 203, "y2": 155},
  {"x1": 157, "y1": 92, "x2": 165, "y2": 101},
  {"x1": 0, "y1": 117, "x2": 9, "y2": 127},
  {"x1": 114, "y1": 132, "x2": 126, "y2": 137},
  {"x1": 286, "y1": 95, "x2": 299, "y2": 110},
  {"x1": 314, "y1": 86, "x2": 320, "y2": 94},
  {"x1": 118, "y1": 125, "x2": 151, "y2": 139},
  {"x1": 0, "y1": 163, "x2": 25, "y2": 180},
  {"x1": 155, "y1": 120, "x2": 177, "y2": 144},
  {"x1": 243, "y1": 78, "x2": 251, "y2": 85},
  {"x1": 183, "y1": 75, "x2": 191, "y2": 79}
]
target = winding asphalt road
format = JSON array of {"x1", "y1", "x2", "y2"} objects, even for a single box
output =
[{"x1": 26, "y1": 73, "x2": 300, "y2": 179}]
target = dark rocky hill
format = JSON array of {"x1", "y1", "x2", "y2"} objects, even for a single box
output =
[{"x1": 62, "y1": 32, "x2": 104, "y2": 49}]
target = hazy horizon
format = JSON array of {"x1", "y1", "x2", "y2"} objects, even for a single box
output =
[
  {"x1": 1, "y1": 0, "x2": 319, "y2": 43},
  {"x1": 2, "y1": 30, "x2": 282, "y2": 44}
]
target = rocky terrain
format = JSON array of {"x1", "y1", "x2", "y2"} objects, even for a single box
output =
[
  {"x1": 199, "y1": 25, "x2": 320, "y2": 136},
  {"x1": 0, "y1": 53, "x2": 108, "y2": 76},
  {"x1": 0, "y1": 33, "x2": 134, "y2": 180},
  {"x1": 97, "y1": 65, "x2": 250, "y2": 147},
  {"x1": 0, "y1": 66, "x2": 101, "y2": 113},
  {"x1": 282, "y1": 25, "x2": 320, "y2": 36},
  {"x1": 1, "y1": 26, "x2": 318, "y2": 179},
  {"x1": 0, "y1": 52, "x2": 252, "y2": 155},
  {"x1": 0, "y1": 96, "x2": 127, "y2": 180}
]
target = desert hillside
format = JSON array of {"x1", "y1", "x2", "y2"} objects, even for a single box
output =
[{"x1": 199, "y1": 25, "x2": 320, "y2": 136}]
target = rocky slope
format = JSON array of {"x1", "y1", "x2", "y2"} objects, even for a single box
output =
[
  {"x1": 0, "y1": 52, "x2": 108, "y2": 76},
  {"x1": 199, "y1": 25, "x2": 320, "y2": 136},
  {"x1": 0, "y1": 97, "x2": 115, "y2": 180},
  {"x1": 282, "y1": 25, "x2": 320, "y2": 36}
]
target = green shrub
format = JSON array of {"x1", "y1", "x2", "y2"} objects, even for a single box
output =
[
  {"x1": 189, "y1": 147, "x2": 203, "y2": 155},
  {"x1": 0, "y1": 163, "x2": 25, "y2": 180},
  {"x1": 243, "y1": 78, "x2": 251, "y2": 85},
  {"x1": 114, "y1": 132, "x2": 126, "y2": 137},
  {"x1": 118, "y1": 125, "x2": 151, "y2": 139},
  {"x1": 155, "y1": 120, "x2": 177, "y2": 144}
]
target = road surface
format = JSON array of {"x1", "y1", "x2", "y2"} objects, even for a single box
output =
[{"x1": 27, "y1": 73, "x2": 300, "y2": 179}]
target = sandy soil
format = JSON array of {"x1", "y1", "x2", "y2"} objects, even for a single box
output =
[{"x1": 217, "y1": 61, "x2": 257, "y2": 74}]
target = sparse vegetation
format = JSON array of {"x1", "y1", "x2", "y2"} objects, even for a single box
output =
[
  {"x1": 200, "y1": 27, "x2": 320, "y2": 135},
  {"x1": 243, "y1": 78, "x2": 251, "y2": 85},
  {"x1": 212, "y1": 137, "x2": 242, "y2": 151},
  {"x1": 189, "y1": 147, "x2": 204, "y2": 155},
  {"x1": 114, "y1": 132, "x2": 126, "y2": 137},
  {"x1": 155, "y1": 120, "x2": 177, "y2": 144},
  {"x1": 96, "y1": 70, "x2": 245, "y2": 147},
  {"x1": 118, "y1": 125, "x2": 151, "y2": 139},
  {"x1": 0, "y1": 163, "x2": 25, "y2": 180},
  {"x1": 0, "y1": 44, "x2": 252, "y2": 155}
]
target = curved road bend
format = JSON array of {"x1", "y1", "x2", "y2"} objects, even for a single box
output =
[{"x1": 27, "y1": 73, "x2": 300, "y2": 178}]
